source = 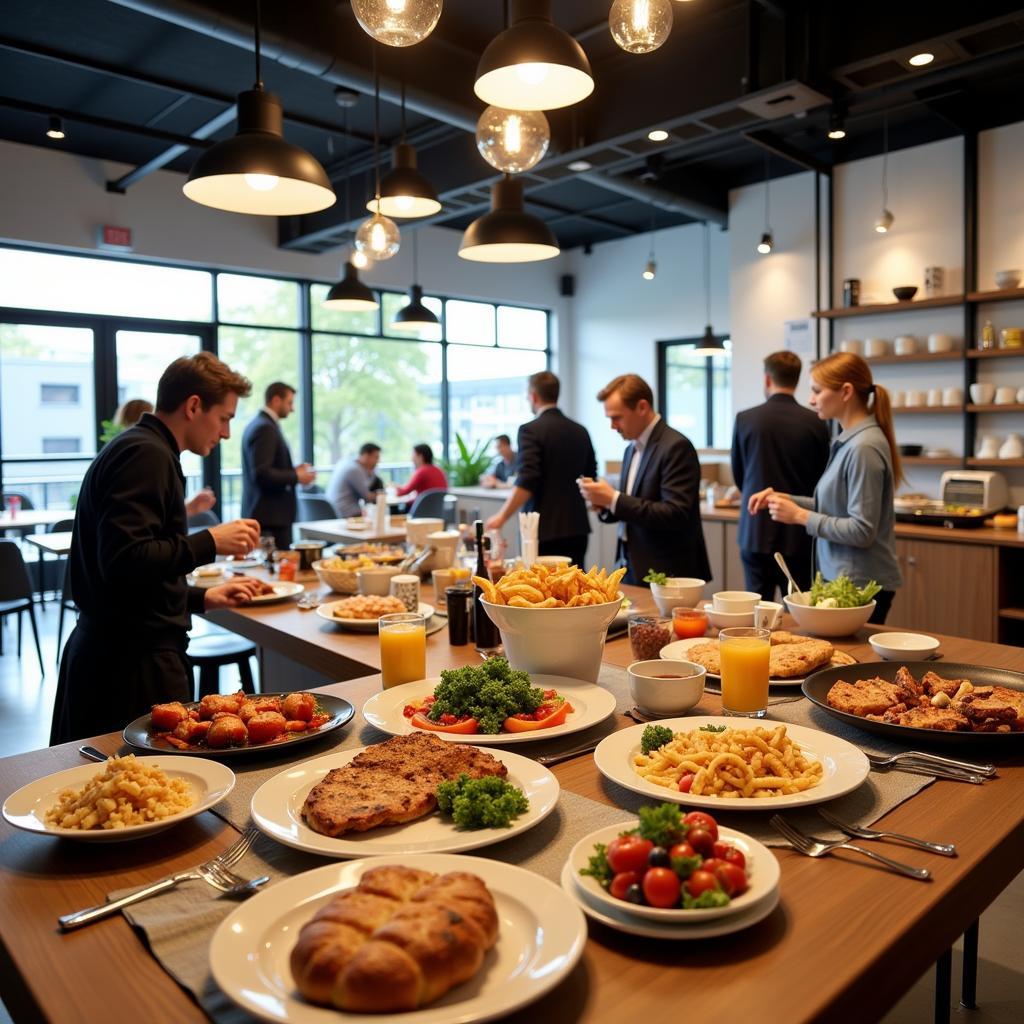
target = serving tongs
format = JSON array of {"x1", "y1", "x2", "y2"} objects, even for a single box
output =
[{"x1": 398, "y1": 545, "x2": 434, "y2": 576}]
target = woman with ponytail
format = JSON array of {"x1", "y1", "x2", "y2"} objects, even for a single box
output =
[{"x1": 748, "y1": 352, "x2": 903, "y2": 623}]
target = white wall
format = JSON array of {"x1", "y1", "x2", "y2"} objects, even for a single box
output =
[{"x1": 567, "y1": 222, "x2": 730, "y2": 469}]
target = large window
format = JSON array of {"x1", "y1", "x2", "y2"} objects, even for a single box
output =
[{"x1": 657, "y1": 338, "x2": 732, "y2": 449}]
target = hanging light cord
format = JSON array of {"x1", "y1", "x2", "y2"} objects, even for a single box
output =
[
  {"x1": 372, "y1": 42, "x2": 381, "y2": 204},
  {"x1": 704, "y1": 222, "x2": 711, "y2": 326},
  {"x1": 253, "y1": 0, "x2": 263, "y2": 89},
  {"x1": 400, "y1": 76, "x2": 406, "y2": 142},
  {"x1": 649, "y1": 208, "x2": 655, "y2": 258},
  {"x1": 763, "y1": 151, "x2": 770, "y2": 230},
  {"x1": 881, "y1": 112, "x2": 889, "y2": 208},
  {"x1": 412, "y1": 229, "x2": 418, "y2": 281}
]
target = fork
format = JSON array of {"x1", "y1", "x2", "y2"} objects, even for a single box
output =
[
  {"x1": 871, "y1": 750, "x2": 995, "y2": 776},
  {"x1": 58, "y1": 827, "x2": 262, "y2": 930},
  {"x1": 770, "y1": 815, "x2": 931, "y2": 881},
  {"x1": 865, "y1": 753, "x2": 988, "y2": 784},
  {"x1": 817, "y1": 808, "x2": 957, "y2": 857}
]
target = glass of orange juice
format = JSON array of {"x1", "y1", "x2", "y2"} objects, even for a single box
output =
[
  {"x1": 719, "y1": 627, "x2": 771, "y2": 718},
  {"x1": 379, "y1": 613, "x2": 426, "y2": 689}
]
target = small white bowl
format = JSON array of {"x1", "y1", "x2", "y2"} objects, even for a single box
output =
[
  {"x1": 868, "y1": 632, "x2": 940, "y2": 660},
  {"x1": 712, "y1": 590, "x2": 761, "y2": 614},
  {"x1": 628, "y1": 659, "x2": 705, "y2": 716},
  {"x1": 784, "y1": 593, "x2": 876, "y2": 638},
  {"x1": 700, "y1": 602, "x2": 755, "y2": 629},
  {"x1": 650, "y1": 577, "x2": 706, "y2": 615},
  {"x1": 995, "y1": 269, "x2": 1021, "y2": 290}
]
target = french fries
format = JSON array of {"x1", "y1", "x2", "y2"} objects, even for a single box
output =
[{"x1": 472, "y1": 564, "x2": 626, "y2": 608}]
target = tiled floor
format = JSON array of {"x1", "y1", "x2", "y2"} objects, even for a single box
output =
[{"x1": 0, "y1": 605, "x2": 1019, "y2": 1023}]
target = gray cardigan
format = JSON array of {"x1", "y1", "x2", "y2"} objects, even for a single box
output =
[{"x1": 791, "y1": 416, "x2": 902, "y2": 590}]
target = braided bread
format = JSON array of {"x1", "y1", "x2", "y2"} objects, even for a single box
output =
[{"x1": 289, "y1": 865, "x2": 499, "y2": 1013}]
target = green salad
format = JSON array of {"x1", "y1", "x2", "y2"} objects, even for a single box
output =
[{"x1": 808, "y1": 571, "x2": 882, "y2": 608}]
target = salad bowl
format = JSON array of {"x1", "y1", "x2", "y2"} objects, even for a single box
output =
[{"x1": 784, "y1": 593, "x2": 876, "y2": 637}]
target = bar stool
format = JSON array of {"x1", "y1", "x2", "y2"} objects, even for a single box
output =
[{"x1": 187, "y1": 628, "x2": 257, "y2": 699}]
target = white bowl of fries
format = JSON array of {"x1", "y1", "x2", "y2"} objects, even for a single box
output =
[{"x1": 476, "y1": 565, "x2": 626, "y2": 682}]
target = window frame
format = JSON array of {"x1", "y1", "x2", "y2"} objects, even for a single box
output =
[{"x1": 656, "y1": 335, "x2": 731, "y2": 449}]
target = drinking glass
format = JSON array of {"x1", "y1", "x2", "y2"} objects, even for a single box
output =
[
  {"x1": 673, "y1": 607, "x2": 709, "y2": 639},
  {"x1": 719, "y1": 627, "x2": 771, "y2": 718},
  {"x1": 379, "y1": 612, "x2": 426, "y2": 689}
]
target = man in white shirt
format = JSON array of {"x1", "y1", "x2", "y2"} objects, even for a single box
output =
[{"x1": 580, "y1": 374, "x2": 710, "y2": 585}]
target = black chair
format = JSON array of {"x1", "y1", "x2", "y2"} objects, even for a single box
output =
[
  {"x1": 297, "y1": 494, "x2": 337, "y2": 522},
  {"x1": 409, "y1": 488, "x2": 447, "y2": 519},
  {"x1": 0, "y1": 539, "x2": 45, "y2": 676},
  {"x1": 55, "y1": 557, "x2": 78, "y2": 662},
  {"x1": 187, "y1": 624, "x2": 257, "y2": 698}
]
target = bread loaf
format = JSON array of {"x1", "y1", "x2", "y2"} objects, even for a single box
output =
[{"x1": 290, "y1": 865, "x2": 499, "y2": 1013}]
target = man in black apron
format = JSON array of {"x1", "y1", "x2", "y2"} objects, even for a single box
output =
[{"x1": 51, "y1": 352, "x2": 266, "y2": 744}]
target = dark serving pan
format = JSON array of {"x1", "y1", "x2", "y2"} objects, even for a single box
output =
[
  {"x1": 802, "y1": 661, "x2": 1024, "y2": 747},
  {"x1": 894, "y1": 509, "x2": 988, "y2": 529},
  {"x1": 123, "y1": 692, "x2": 355, "y2": 759}
]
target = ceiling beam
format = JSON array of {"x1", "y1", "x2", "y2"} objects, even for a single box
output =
[{"x1": 742, "y1": 128, "x2": 831, "y2": 175}]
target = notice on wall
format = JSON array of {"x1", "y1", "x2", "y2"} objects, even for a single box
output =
[{"x1": 784, "y1": 318, "x2": 814, "y2": 357}]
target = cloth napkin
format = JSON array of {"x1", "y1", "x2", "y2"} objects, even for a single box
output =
[{"x1": 518, "y1": 510, "x2": 539, "y2": 567}]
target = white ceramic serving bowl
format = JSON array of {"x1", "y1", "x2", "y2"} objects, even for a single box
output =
[
  {"x1": 868, "y1": 632, "x2": 940, "y2": 660},
  {"x1": 995, "y1": 269, "x2": 1022, "y2": 289},
  {"x1": 712, "y1": 590, "x2": 761, "y2": 613},
  {"x1": 783, "y1": 593, "x2": 876, "y2": 638},
  {"x1": 356, "y1": 565, "x2": 401, "y2": 596},
  {"x1": 970, "y1": 382, "x2": 996, "y2": 405},
  {"x1": 481, "y1": 596, "x2": 622, "y2": 682},
  {"x1": 628, "y1": 659, "x2": 705, "y2": 716},
  {"x1": 699, "y1": 602, "x2": 755, "y2": 629},
  {"x1": 650, "y1": 577, "x2": 707, "y2": 615}
]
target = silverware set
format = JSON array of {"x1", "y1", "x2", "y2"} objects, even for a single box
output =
[
  {"x1": 866, "y1": 749, "x2": 995, "y2": 784},
  {"x1": 58, "y1": 827, "x2": 269, "y2": 930}
]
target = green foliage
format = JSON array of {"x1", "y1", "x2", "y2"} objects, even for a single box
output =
[
  {"x1": 640, "y1": 724, "x2": 674, "y2": 755},
  {"x1": 99, "y1": 419, "x2": 125, "y2": 444},
  {"x1": 579, "y1": 842, "x2": 613, "y2": 888},
  {"x1": 436, "y1": 773, "x2": 529, "y2": 829},
  {"x1": 443, "y1": 432, "x2": 493, "y2": 486},
  {"x1": 809, "y1": 571, "x2": 882, "y2": 608},
  {"x1": 643, "y1": 569, "x2": 669, "y2": 585},
  {"x1": 427, "y1": 658, "x2": 542, "y2": 734},
  {"x1": 633, "y1": 803, "x2": 688, "y2": 848}
]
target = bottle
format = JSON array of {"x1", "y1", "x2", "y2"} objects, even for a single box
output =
[
  {"x1": 472, "y1": 520, "x2": 502, "y2": 653},
  {"x1": 980, "y1": 319, "x2": 995, "y2": 351}
]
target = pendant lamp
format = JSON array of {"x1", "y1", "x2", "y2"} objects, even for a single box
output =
[
  {"x1": 324, "y1": 260, "x2": 379, "y2": 311},
  {"x1": 693, "y1": 223, "x2": 728, "y2": 356},
  {"x1": 756, "y1": 151, "x2": 773, "y2": 255},
  {"x1": 476, "y1": 105, "x2": 550, "y2": 173},
  {"x1": 351, "y1": 0, "x2": 443, "y2": 48},
  {"x1": 475, "y1": 0, "x2": 594, "y2": 111},
  {"x1": 183, "y1": 1, "x2": 334, "y2": 215},
  {"x1": 874, "y1": 112, "x2": 894, "y2": 234},
  {"x1": 370, "y1": 80, "x2": 441, "y2": 217},
  {"x1": 459, "y1": 175, "x2": 559, "y2": 263},
  {"x1": 609, "y1": 0, "x2": 673, "y2": 55},
  {"x1": 393, "y1": 233, "x2": 440, "y2": 329}
]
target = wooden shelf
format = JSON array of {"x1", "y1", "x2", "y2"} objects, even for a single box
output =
[
  {"x1": 813, "y1": 295, "x2": 965, "y2": 319},
  {"x1": 967, "y1": 458, "x2": 1024, "y2": 468},
  {"x1": 967, "y1": 288, "x2": 1024, "y2": 303},
  {"x1": 862, "y1": 351, "x2": 963, "y2": 365},
  {"x1": 998, "y1": 607, "x2": 1024, "y2": 621},
  {"x1": 967, "y1": 403, "x2": 1024, "y2": 413},
  {"x1": 966, "y1": 348, "x2": 1024, "y2": 359},
  {"x1": 894, "y1": 405, "x2": 963, "y2": 414},
  {"x1": 902, "y1": 456, "x2": 962, "y2": 466}
]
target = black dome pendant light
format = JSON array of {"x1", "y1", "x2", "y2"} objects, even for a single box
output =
[
  {"x1": 459, "y1": 174, "x2": 559, "y2": 263},
  {"x1": 392, "y1": 231, "x2": 440, "y2": 331},
  {"x1": 693, "y1": 223, "x2": 728, "y2": 357},
  {"x1": 183, "y1": 0, "x2": 335, "y2": 216}
]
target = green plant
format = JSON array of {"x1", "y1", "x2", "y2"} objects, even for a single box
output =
[
  {"x1": 443, "y1": 433, "x2": 493, "y2": 486},
  {"x1": 99, "y1": 419, "x2": 126, "y2": 444}
]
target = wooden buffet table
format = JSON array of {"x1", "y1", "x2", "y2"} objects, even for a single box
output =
[{"x1": 2, "y1": 592, "x2": 1023, "y2": 1023}]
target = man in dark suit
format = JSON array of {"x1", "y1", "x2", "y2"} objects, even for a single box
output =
[
  {"x1": 484, "y1": 371, "x2": 596, "y2": 566},
  {"x1": 580, "y1": 374, "x2": 710, "y2": 586},
  {"x1": 731, "y1": 351, "x2": 830, "y2": 599},
  {"x1": 240, "y1": 382, "x2": 316, "y2": 550}
]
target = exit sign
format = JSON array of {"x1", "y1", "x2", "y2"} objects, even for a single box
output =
[{"x1": 97, "y1": 225, "x2": 133, "y2": 251}]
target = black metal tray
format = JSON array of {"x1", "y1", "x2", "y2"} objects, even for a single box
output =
[
  {"x1": 802, "y1": 661, "x2": 1024, "y2": 747},
  {"x1": 123, "y1": 692, "x2": 355, "y2": 758},
  {"x1": 894, "y1": 509, "x2": 988, "y2": 529}
]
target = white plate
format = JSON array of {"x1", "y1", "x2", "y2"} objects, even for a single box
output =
[
  {"x1": 593, "y1": 716, "x2": 869, "y2": 810},
  {"x1": 186, "y1": 568, "x2": 229, "y2": 589},
  {"x1": 317, "y1": 600, "x2": 435, "y2": 631},
  {"x1": 209, "y1": 854, "x2": 587, "y2": 1024},
  {"x1": 560, "y1": 859, "x2": 780, "y2": 940},
  {"x1": 660, "y1": 636, "x2": 855, "y2": 688},
  {"x1": 2, "y1": 756, "x2": 235, "y2": 842},
  {"x1": 568, "y1": 822, "x2": 780, "y2": 923},
  {"x1": 362, "y1": 675, "x2": 617, "y2": 745},
  {"x1": 251, "y1": 746, "x2": 560, "y2": 857},
  {"x1": 225, "y1": 557, "x2": 263, "y2": 570},
  {"x1": 247, "y1": 581, "x2": 305, "y2": 604}
]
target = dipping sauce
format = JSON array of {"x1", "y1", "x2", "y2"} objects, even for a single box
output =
[{"x1": 673, "y1": 607, "x2": 709, "y2": 639}]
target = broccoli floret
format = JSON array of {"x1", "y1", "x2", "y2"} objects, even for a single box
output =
[
  {"x1": 426, "y1": 658, "x2": 542, "y2": 733},
  {"x1": 436, "y1": 773, "x2": 529, "y2": 829},
  {"x1": 640, "y1": 724, "x2": 674, "y2": 755}
]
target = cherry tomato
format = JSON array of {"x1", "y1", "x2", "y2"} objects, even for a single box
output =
[
  {"x1": 712, "y1": 840, "x2": 731, "y2": 859},
  {"x1": 609, "y1": 871, "x2": 644, "y2": 901},
  {"x1": 719, "y1": 845, "x2": 746, "y2": 870},
  {"x1": 685, "y1": 870, "x2": 720, "y2": 898},
  {"x1": 714, "y1": 862, "x2": 748, "y2": 897},
  {"x1": 668, "y1": 841, "x2": 696, "y2": 862},
  {"x1": 677, "y1": 772, "x2": 695, "y2": 793},
  {"x1": 687, "y1": 827, "x2": 715, "y2": 857},
  {"x1": 642, "y1": 867, "x2": 681, "y2": 909},
  {"x1": 606, "y1": 836, "x2": 654, "y2": 875},
  {"x1": 699, "y1": 858, "x2": 728, "y2": 876},
  {"x1": 683, "y1": 812, "x2": 719, "y2": 842}
]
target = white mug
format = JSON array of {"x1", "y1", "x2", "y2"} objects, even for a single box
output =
[
  {"x1": 839, "y1": 339, "x2": 863, "y2": 355},
  {"x1": 754, "y1": 601, "x2": 783, "y2": 630},
  {"x1": 906, "y1": 389, "x2": 925, "y2": 407},
  {"x1": 865, "y1": 338, "x2": 889, "y2": 358},
  {"x1": 928, "y1": 333, "x2": 954, "y2": 353},
  {"x1": 943, "y1": 387, "x2": 963, "y2": 407},
  {"x1": 389, "y1": 574, "x2": 421, "y2": 612},
  {"x1": 712, "y1": 590, "x2": 760, "y2": 613},
  {"x1": 995, "y1": 386, "x2": 1017, "y2": 405},
  {"x1": 894, "y1": 335, "x2": 917, "y2": 356},
  {"x1": 970, "y1": 382, "x2": 996, "y2": 405},
  {"x1": 927, "y1": 388, "x2": 944, "y2": 407}
]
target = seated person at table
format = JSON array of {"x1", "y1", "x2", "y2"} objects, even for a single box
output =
[
  {"x1": 479, "y1": 434, "x2": 516, "y2": 488},
  {"x1": 327, "y1": 442, "x2": 383, "y2": 518},
  {"x1": 395, "y1": 444, "x2": 448, "y2": 502}
]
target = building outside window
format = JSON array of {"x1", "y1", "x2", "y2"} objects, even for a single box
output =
[
  {"x1": 657, "y1": 337, "x2": 732, "y2": 449},
  {"x1": 40, "y1": 383, "x2": 80, "y2": 405}
]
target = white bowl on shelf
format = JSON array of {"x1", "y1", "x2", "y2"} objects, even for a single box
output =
[
  {"x1": 868, "y1": 632, "x2": 940, "y2": 660},
  {"x1": 783, "y1": 593, "x2": 876, "y2": 638}
]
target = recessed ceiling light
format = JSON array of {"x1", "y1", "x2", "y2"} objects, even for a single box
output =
[
  {"x1": 647, "y1": 129, "x2": 669, "y2": 142},
  {"x1": 908, "y1": 52, "x2": 934, "y2": 67},
  {"x1": 568, "y1": 159, "x2": 592, "y2": 172}
]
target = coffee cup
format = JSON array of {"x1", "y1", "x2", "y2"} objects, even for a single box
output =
[
  {"x1": 389, "y1": 573, "x2": 421, "y2": 612},
  {"x1": 905, "y1": 389, "x2": 925, "y2": 407},
  {"x1": 865, "y1": 338, "x2": 888, "y2": 358},
  {"x1": 754, "y1": 601, "x2": 783, "y2": 630},
  {"x1": 927, "y1": 388, "x2": 943, "y2": 407},
  {"x1": 995, "y1": 385, "x2": 1016, "y2": 405},
  {"x1": 943, "y1": 387, "x2": 963, "y2": 407},
  {"x1": 290, "y1": 541, "x2": 325, "y2": 572},
  {"x1": 928, "y1": 333, "x2": 954, "y2": 353},
  {"x1": 712, "y1": 590, "x2": 760, "y2": 614},
  {"x1": 839, "y1": 339, "x2": 863, "y2": 355},
  {"x1": 970, "y1": 382, "x2": 996, "y2": 405},
  {"x1": 357, "y1": 565, "x2": 401, "y2": 596},
  {"x1": 894, "y1": 335, "x2": 917, "y2": 356}
]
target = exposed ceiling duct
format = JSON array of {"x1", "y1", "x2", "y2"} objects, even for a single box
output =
[{"x1": 578, "y1": 171, "x2": 728, "y2": 227}]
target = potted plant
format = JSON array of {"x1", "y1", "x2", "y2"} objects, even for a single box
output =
[{"x1": 443, "y1": 433, "x2": 493, "y2": 486}]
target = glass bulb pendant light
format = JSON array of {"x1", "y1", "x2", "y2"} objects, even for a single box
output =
[
  {"x1": 371, "y1": 80, "x2": 441, "y2": 217},
  {"x1": 351, "y1": 248, "x2": 372, "y2": 270},
  {"x1": 476, "y1": 106, "x2": 550, "y2": 173},
  {"x1": 609, "y1": 0, "x2": 673, "y2": 55},
  {"x1": 351, "y1": 0, "x2": 443, "y2": 47},
  {"x1": 183, "y1": 0, "x2": 335, "y2": 215},
  {"x1": 475, "y1": 0, "x2": 594, "y2": 111},
  {"x1": 874, "y1": 114, "x2": 894, "y2": 234},
  {"x1": 459, "y1": 175, "x2": 560, "y2": 263}
]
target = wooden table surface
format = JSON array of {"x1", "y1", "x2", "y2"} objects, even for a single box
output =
[{"x1": 2, "y1": 595, "x2": 1024, "y2": 1023}]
